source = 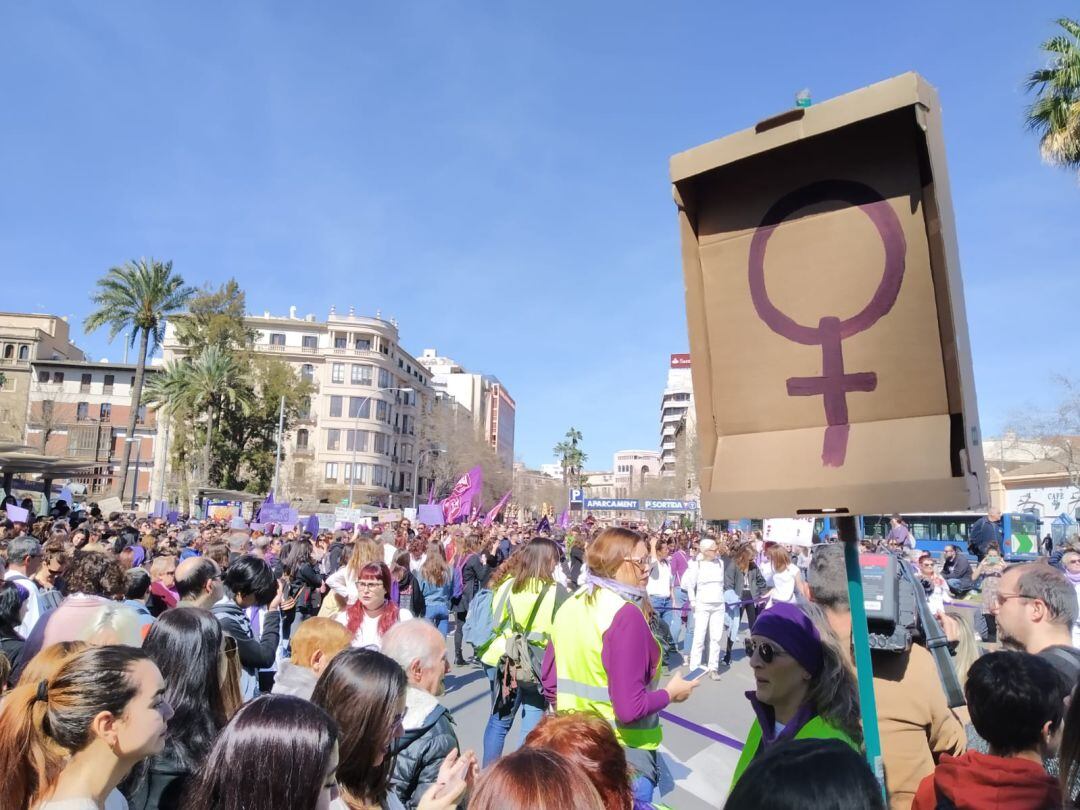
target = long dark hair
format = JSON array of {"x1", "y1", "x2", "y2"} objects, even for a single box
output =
[
  {"x1": 490, "y1": 537, "x2": 560, "y2": 594},
  {"x1": 310, "y1": 647, "x2": 406, "y2": 806},
  {"x1": 0, "y1": 581, "x2": 27, "y2": 640},
  {"x1": 139, "y1": 607, "x2": 227, "y2": 769},
  {"x1": 282, "y1": 540, "x2": 313, "y2": 577},
  {"x1": 184, "y1": 695, "x2": 337, "y2": 810}
]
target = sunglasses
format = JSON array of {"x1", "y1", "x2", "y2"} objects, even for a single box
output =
[{"x1": 747, "y1": 639, "x2": 790, "y2": 665}]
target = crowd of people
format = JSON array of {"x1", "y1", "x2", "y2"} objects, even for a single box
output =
[{"x1": 1, "y1": 498, "x2": 1080, "y2": 808}]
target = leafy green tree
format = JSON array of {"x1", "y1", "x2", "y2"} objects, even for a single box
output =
[
  {"x1": 1027, "y1": 18, "x2": 1080, "y2": 168},
  {"x1": 84, "y1": 258, "x2": 194, "y2": 499},
  {"x1": 171, "y1": 279, "x2": 254, "y2": 354}
]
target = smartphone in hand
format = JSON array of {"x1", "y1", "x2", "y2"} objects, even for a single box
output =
[{"x1": 684, "y1": 667, "x2": 708, "y2": 680}]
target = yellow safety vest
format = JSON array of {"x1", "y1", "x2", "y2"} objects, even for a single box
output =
[
  {"x1": 550, "y1": 586, "x2": 663, "y2": 750},
  {"x1": 479, "y1": 579, "x2": 560, "y2": 668}
]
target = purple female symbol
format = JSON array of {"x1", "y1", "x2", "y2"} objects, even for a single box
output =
[{"x1": 747, "y1": 180, "x2": 907, "y2": 467}]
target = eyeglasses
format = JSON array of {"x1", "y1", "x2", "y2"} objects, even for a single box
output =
[
  {"x1": 994, "y1": 592, "x2": 1031, "y2": 607},
  {"x1": 747, "y1": 640, "x2": 790, "y2": 665},
  {"x1": 623, "y1": 556, "x2": 653, "y2": 569},
  {"x1": 357, "y1": 581, "x2": 385, "y2": 591}
]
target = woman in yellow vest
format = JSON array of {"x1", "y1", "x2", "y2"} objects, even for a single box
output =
[
  {"x1": 729, "y1": 601, "x2": 863, "y2": 788},
  {"x1": 541, "y1": 527, "x2": 700, "y2": 805},
  {"x1": 479, "y1": 537, "x2": 565, "y2": 766}
]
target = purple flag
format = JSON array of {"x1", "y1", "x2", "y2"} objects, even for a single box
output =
[
  {"x1": 427, "y1": 482, "x2": 435, "y2": 505},
  {"x1": 483, "y1": 490, "x2": 512, "y2": 527},
  {"x1": 536, "y1": 515, "x2": 551, "y2": 534},
  {"x1": 264, "y1": 488, "x2": 274, "y2": 505},
  {"x1": 442, "y1": 466, "x2": 483, "y2": 524},
  {"x1": 557, "y1": 508, "x2": 569, "y2": 529},
  {"x1": 305, "y1": 513, "x2": 320, "y2": 536}
]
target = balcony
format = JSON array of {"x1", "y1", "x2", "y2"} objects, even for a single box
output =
[
  {"x1": 296, "y1": 414, "x2": 317, "y2": 426},
  {"x1": 294, "y1": 446, "x2": 315, "y2": 458},
  {"x1": 301, "y1": 345, "x2": 318, "y2": 354}
]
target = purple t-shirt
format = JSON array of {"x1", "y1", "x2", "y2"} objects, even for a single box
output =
[{"x1": 542, "y1": 601, "x2": 670, "y2": 723}]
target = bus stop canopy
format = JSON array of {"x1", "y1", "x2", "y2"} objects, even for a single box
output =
[{"x1": 195, "y1": 488, "x2": 262, "y2": 503}]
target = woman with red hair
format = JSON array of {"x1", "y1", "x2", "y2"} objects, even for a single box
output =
[
  {"x1": 525, "y1": 712, "x2": 665, "y2": 809},
  {"x1": 336, "y1": 561, "x2": 412, "y2": 650}
]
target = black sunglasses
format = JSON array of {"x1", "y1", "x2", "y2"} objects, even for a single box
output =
[{"x1": 747, "y1": 639, "x2": 789, "y2": 665}]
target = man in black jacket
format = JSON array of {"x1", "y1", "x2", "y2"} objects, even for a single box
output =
[
  {"x1": 969, "y1": 509, "x2": 1003, "y2": 561},
  {"x1": 382, "y1": 619, "x2": 469, "y2": 809},
  {"x1": 941, "y1": 544, "x2": 974, "y2": 597}
]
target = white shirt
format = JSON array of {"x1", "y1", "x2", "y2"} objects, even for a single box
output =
[
  {"x1": 768, "y1": 566, "x2": 799, "y2": 606},
  {"x1": 38, "y1": 789, "x2": 128, "y2": 810},
  {"x1": 332, "y1": 792, "x2": 405, "y2": 810},
  {"x1": 683, "y1": 557, "x2": 725, "y2": 606},
  {"x1": 5, "y1": 569, "x2": 41, "y2": 637},
  {"x1": 337, "y1": 606, "x2": 413, "y2": 649},
  {"x1": 647, "y1": 559, "x2": 673, "y2": 600}
]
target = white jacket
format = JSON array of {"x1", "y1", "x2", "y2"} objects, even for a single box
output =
[{"x1": 683, "y1": 558, "x2": 725, "y2": 606}]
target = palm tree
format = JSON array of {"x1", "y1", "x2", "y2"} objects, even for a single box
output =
[
  {"x1": 84, "y1": 259, "x2": 195, "y2": 501},
  {"x1": 185, "y1": 347, "x2": 254, "y2": 485},
  {"x1": 553, "y1": 427, "x2": 587, "y2": 488},
  {"x1": 1027, "y1": 17, "x2": 1080, "y2": 168},
  {"x1": 146, "y1": 348, "x2": 253, "y2": 487}
]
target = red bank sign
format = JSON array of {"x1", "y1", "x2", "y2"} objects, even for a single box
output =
[{"x1": 670, "y1": 353, "x2": 691, "y2": 368}]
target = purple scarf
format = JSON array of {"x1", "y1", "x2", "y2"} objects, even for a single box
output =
[{"x1": 747, "y1": 691, "x2": 815, "y2": 748}]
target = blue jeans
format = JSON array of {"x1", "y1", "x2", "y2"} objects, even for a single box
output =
[
  {"x1": 650, "y1": 596, "x2": 680, "y2": 655},
  {"x1": 674, "y1": 587, "x2": 695, "y2": 654},
  {"x1": 425, "y1": 607, "x2": 449, "y2": 635},
  {"x1": 482, "y1": 664, "x2": 545, "y2": 766},
  {"x1": 946, "y1": 578, "x2": 972, "y2": 596}
]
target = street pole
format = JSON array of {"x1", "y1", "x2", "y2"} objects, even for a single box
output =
[
  {"x1": 347, "y1": 386, "x2": 412, "y2": 510},
  {"x1": 158, "y1": 416, "x2": 170, "y2": 504},
  {"x1": 129, "y1": 437, "x2": 142, "y2": 512},
  {"x1": 272, "y1": 394, "x2": 285, "y2": 496}
]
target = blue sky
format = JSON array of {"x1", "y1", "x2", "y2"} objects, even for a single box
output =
[{"x1": 1, "y1": 2, "x2": 1077, "y2": 469}]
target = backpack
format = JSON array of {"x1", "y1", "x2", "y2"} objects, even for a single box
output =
[
  {"x1": 501, "y1": 584, "x2": 552, "y2": 687},
  {"x1": 462, "y1": 587, "x2": 497, "y2": 651}
]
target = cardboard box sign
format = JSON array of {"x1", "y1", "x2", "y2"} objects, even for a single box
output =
[{"x1": 670, "y1": 73, "x2": 987, "y2": 519}]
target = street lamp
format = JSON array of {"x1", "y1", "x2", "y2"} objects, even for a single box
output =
[
  {"x1": 125, "y1": 436, "x2": 142, "y2": 512},
  {"x1": 349, "y1": 387, "x2": 412, "y2": 509},
  {"x1": 412, "y1": 442, "x2": 446, "y2": 509}
]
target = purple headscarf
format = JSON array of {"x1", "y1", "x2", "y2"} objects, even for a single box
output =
[{"x1": 751, "y1": 601, "x2": 824, "y2": 677}]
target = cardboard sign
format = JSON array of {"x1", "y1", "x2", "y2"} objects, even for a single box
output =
[
  {"x1": 377, "y1": 509, "x2": 403, "y2": 525},
  {"x1": 671, "y1": 73, "x2": 986, "y2": 518},
  {"x1": 97, "y1": 496, "x2": 125, "y2": 515},
  {"x1": 262, "y1": 503, "x2": 299, "y2": 524},
  {"x1": 5, "y1": 505, "x2": 28, "y2": 523}
]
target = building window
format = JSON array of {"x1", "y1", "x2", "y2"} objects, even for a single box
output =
[
  {"x1": 348, "y1": 397, "x2": 371, "y2": 419},
  {"x1": 331, "y1": 363, "x2": 344, "y2": 384},
  {"x1": 334, "y1": 334, "x2": 347, "y2": 349},
  {"x1": 80, "y1": 373, "x2": 92, "y2": 392},
  {"x1": 269, "y1": 333, "x2": 286, "y2": 346},
  {"x1": 296, "y1": 428, "x2": 309, "y2": 449},
  {"x1": 136, "y1": 405, "x2": 147, "y2": 424},
  {"x1": 353, "y1": 463, "x2": 368, "y2": 485},
  {"x1": 327, "y1": 429, "x2": 341, "y2": 451},
  {"x1": 343, "y1": 463, "x2": 352, "y2": 482},
  {"x1": 302, "y1": 335, "x2": 318, "y2": 350},
  {"x1": 375, "y1": 401, "x2": 388, "y2": 422},
  {"x1": 2, "y1": 345, "x2": 11, "y2": 359},
  {"x1": 324, "y1": 463, "x2": 338, "y2": 482},
  {"x1": 298, "y1": 397, "x2": 311, "y2": 420},
  {"x1": 37, "y1": 370, "x2": 50, "y2": 383},
  {"x1": 373, "y1": 433, "x2": 388, "y2": 454},
  {"x1": 346, "y1": 429, "x2": 367, "y2": 452},
  {"x1": 103, "y1": 374, "x2": 115, "y2": 393},
  {"x1": 301, "y1": 364, "x2": 315, "y2": 382},
  {"x1": 355, "y1": 336, "x2": 372, "y2": 350},
  {"x1": 372, "y1": 465, "x2": 387, "y2": 486},
  {"x1": 17, "y1": 345, "x2": 28, "y2": 361},
  {"x1": 100, "y1": 403, "x2": 111, "y2": 422},
  {"x1": 52, "y1": 372, "x2": 64, "y2": 383},
  {"x1": 329, "y1": 396, "x2": 343, "y2": 417},
  {"x1": 351, "y1": 364, "x2": 372, "y2": 385},
  {"x1": 378, "y1": 368, "x2": 391, "y2": 388},
  {"x1": 42, "y1": 400, "x2": 54, "y2": 421}
]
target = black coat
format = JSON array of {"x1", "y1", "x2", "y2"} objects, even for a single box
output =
[
  {"x1": 460, "y1": 553, "x2": 494, "y2": 610},
  {"x1": 122, "y1": 749, "x2": 190, "y2": 810},
  {"x1": 724, "y1": 560, "x2": 768, "y2": 599},
  {"x1": 390, "y1": 700, "x2": 459, "y2": 809},
  {"x1": 395, "y1": 571, "x2": 426, "y2": 618},
  {"x1": 941, "y1": 553, "x2": 973, "y2": 589}
]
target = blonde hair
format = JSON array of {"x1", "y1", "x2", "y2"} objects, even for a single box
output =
[
  {"x1": 945, "y1": 610, "x2": 981, "y2": 688},
  {"x1": 289, "y1": 618, "x2": 353, "y2": 670},
  {"x1": 346, "y1": 538, "x2": 382, "y2": 579},
  {"x1": 767, "y1": 545, "x2": 791, "y2": 573}
]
